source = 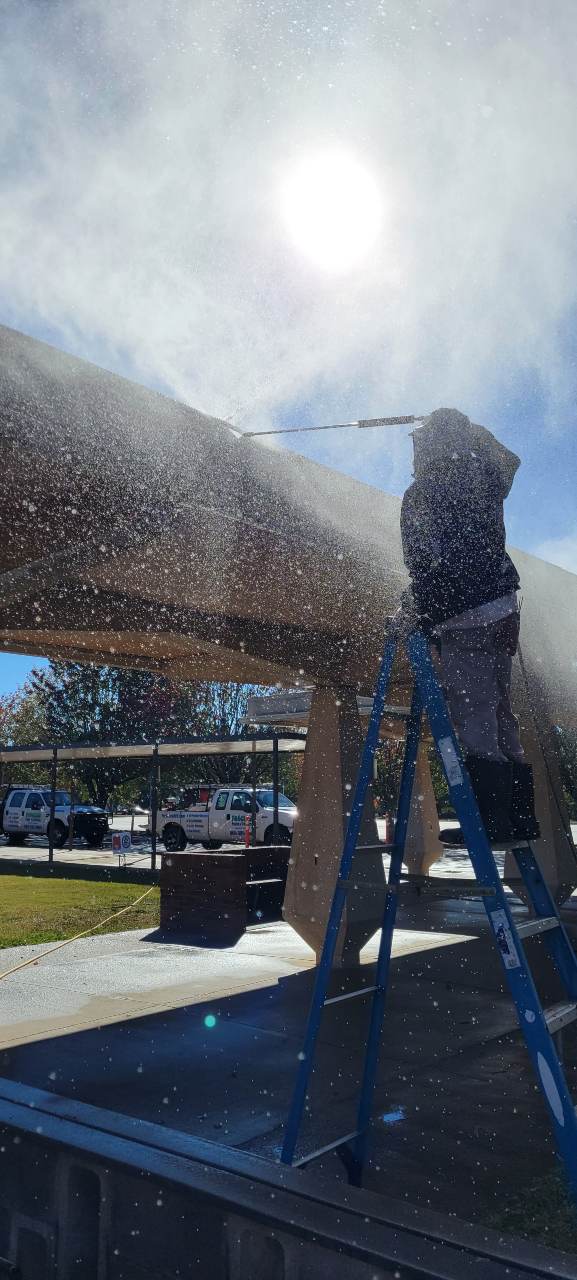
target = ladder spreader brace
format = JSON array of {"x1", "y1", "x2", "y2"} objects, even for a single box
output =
[{"x1": 279, "y1": 629, "x2": 577, "y2": 1200}]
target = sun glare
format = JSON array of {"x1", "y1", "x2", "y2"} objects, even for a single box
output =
[{"x1": 279, "y1": 150, "x2": 383, "y2": 275}]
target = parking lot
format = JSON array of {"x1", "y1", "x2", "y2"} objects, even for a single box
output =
[{"x1": 4, "y1": 817, "x2": 577, "y2": 874}]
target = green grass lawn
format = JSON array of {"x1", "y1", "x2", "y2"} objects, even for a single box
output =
[{"x1": 0, "y1": 876, "x2": 160, "y2": 949}]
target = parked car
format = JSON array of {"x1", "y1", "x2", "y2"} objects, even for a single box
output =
[{"x1": 0, "y1": 786, "x2": 109, "y2": 848}]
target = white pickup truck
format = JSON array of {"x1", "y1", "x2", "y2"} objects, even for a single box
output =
[
  {"x1": 154, "y1": 784, "x2": 297, "y2": 852},
  {"x1": 0, "y1": 785, "x2": 109, "y2": 848}
]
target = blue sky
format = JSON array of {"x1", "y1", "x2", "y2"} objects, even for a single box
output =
[
  {"x1": 1, "y1": 0, "x2": 577, "y2": 695},
  {"x1": 0, "y1": 655, "x2": 46, "y2": 698}
]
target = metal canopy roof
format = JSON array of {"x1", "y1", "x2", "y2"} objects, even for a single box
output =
[
  {"x1": 245, "y1": 690, "x2": 410, "y2": 727},
  {"x1": 0, "y1": 732, "x2": 307, "y2": 765}
]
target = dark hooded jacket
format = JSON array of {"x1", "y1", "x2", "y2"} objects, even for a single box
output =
[{"x1": 400, "y1": 409, "x2": 521, "y2": 629}]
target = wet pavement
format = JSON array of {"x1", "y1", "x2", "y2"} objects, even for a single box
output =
[{"x1": 0, "y1": 890, "x2": 574, "y2": 1225}]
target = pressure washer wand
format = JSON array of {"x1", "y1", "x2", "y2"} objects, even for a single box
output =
[{"x1": 240, "y1": 414, "x2": 425, "y2": 439}]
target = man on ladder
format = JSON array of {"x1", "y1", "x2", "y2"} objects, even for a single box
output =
[
  {"x1": 393, "y1": 406, "x2": 539, "y2": 845},
  {"x1": 281, "y1": 406, "x2": 577, "y2": 1204}
]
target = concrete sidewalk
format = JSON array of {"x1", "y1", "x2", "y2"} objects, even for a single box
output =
[
  {"x1": 0, "y1": 917, "x2": 470, "y2": 1047},
  {"x1": 0, "y1": 894, "x2": 571, "y2": 1225}
]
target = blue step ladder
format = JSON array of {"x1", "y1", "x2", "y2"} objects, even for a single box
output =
[{"x1": 280, "y1": 629, "x2": 577, "y2": 1199}]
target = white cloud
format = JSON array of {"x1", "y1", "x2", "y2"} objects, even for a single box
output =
[
  {"x1": 1, "y1": 0, "x2": 577, "y2": 466},
  {"x1": 533, "y1": 533, "x2": 577, "y2": 575}
]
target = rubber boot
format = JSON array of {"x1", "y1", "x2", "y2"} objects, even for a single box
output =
[
  {"x1": 441, "y1": 757, "x2": 514, "y2": 846},
  {"x1": 510, "y1": 761, "x2": 540, "y2": 841}
]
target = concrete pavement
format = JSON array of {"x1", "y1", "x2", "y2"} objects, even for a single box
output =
[
  {"x1": 0, "y1": 892, "x2": 573, "y2": 1224},
  {"x1": 0, "y1": 917, "x2": 470, "y2": 1048},
  {"x1": 0, "y1": 816, "x2": 538, "y2": 874}
]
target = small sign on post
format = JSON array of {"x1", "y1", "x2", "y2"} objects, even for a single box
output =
[{"x1": 112, "y1": 830, "x2": 132, "y2": 866}]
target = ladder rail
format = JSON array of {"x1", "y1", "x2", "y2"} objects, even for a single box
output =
[
  {"x1": 280, "y1": 635, "x2": 397, "y2": 1166},
  {"x1": 349, "y1": 683, "x2": 424, "y2": 1183},
  {"x1": 406, "y1": 630, "x2": 577, "y2": 1202},
  {"x1": 514, "y1": 845, "x2": 577, "y2": 1001},
  {"x1": 280, "y1": 626, "x2": 577, "y2": 1210}
]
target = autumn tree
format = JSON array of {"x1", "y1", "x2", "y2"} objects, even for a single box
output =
[
  {"x1": 7, "y1": 663, "x2": 273, "y2": 805},
  {"x1": 0, "y1": 684, "x2": 53, "y2": 788},
  {"x1": 2, "y1": 661, "x2": 310, "y2": 807}
]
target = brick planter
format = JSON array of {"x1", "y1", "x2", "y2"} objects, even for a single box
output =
[
  {"x1": 160, "y1": 851, "x2": 248, "y2": 946},
  {"x1": 159, "y1": 846, "x2": 290, "y2": 946}
]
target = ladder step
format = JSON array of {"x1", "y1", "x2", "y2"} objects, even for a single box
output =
[
  {"x1": 324, "y1": 986, "x2": 377, "y2": 1006},
  {"x1": 281, "y1": 627, "x2": 577, "y2": 1202},
  {"x1": 338, "y1": 878, "x2": 386, "y2": 891},
  {"x1": 517, "y1": 916, "x2": 559, "y2": 939},
  {"x1": 292, "y1": 1130, "x2": 360, "y2": 1167},
  {"x1": 399, "y1": 877, "x2": 496, "y2": 898},
  {"x1": 545, "y1": 1002, "x2": 577, "y2": 1036}
]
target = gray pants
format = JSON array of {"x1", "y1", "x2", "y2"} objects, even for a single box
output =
[{"x1": 439, "y1": 616, "x2": 524, "y2": 763}]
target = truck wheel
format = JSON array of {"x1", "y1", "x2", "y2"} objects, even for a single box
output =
[
  {"x1": 85, "y1": 826, "x2": 105, "y2": 848},
  {"x1": 201, "y1": 840, "x2": 223, "y2": 850},
  {"x1": 264, "y1": 826, "x2": 292, "y2": 845},
  {"x1": 52, "y1": 821, "x2": 68, "y2": 849},
  {"x1": 5, "y1": 833, "x2": 25, "y2": 846},
  {"x1": 162, "y1": 824, "x2": 187, "y2": 852}
]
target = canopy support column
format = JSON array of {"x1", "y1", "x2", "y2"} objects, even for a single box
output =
[
  {"x1": 272, "y1": 734, "x2": 280, "y2": 843},
  {"x1": 48, "y1": 747, "x2": 57, "y2": 865},
  {"x1": 150, "y1": 746, "x2": 159, "y2": 872}
]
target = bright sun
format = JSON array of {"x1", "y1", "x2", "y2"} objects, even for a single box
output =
[{"x1": 279, "y1": 150, "x2": 383, "y2": 275}]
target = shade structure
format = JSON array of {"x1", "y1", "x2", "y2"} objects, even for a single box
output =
[
  {"x1": 0, "y1": 733, "x2": 306, "y2": 765},
  {"x1": 0, "y1": 322, "x2": 576, "y2": 733}
]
